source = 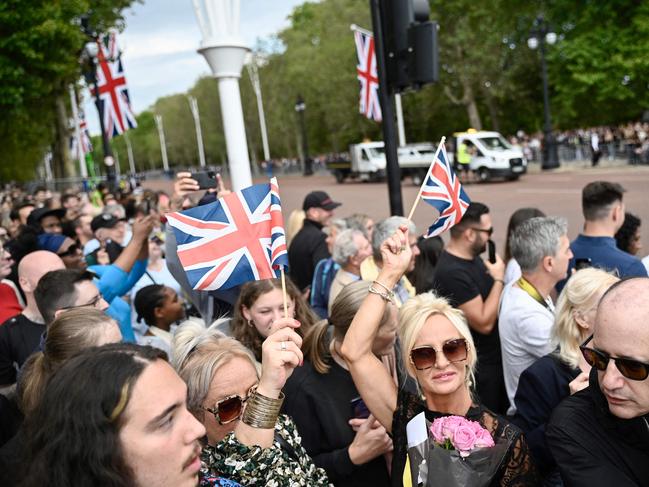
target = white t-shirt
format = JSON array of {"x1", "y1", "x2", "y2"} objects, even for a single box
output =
[
  {"x1": 504, "y1": 259, "x2": 522, "y2": 285},
  {"x1": 499, "y1": 283, "x2": 555, "y2": 415}
]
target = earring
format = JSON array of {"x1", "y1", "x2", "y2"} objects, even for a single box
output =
[{"x1": 247, "y1": 319, "x2": 254, "y2": 328}]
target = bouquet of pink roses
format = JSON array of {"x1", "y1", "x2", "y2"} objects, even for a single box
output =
[
  {"x1": 406, "y1": 413, "x2": 511, "y2": 487},
  {"x1": 429, "y1": 415, "x2": 495, "y2": 457}
]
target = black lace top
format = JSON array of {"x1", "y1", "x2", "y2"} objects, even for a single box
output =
[{"x1": 391, "y1": 388, "x2": 540, "y2": 487}]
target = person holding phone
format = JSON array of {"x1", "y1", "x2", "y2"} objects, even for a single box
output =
[{"x1": 283, "y1": 280, "x2": 400, "y2": 487}]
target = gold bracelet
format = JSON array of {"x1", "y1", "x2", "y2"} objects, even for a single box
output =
[
  {"x1": 241, "y1": 388, "x2": 285, "y2": 429},
  {"x1": 368, "y1": 285, "x2": 395, "y2": 305}
]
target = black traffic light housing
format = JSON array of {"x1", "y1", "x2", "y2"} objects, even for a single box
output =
[{"x1": 379, "y1": 0, "x2": 439, "y2": 93}]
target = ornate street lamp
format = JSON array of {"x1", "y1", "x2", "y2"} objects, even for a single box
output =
[
  {"x1": 192, "y1": 0, "x2": 252, "y2": 190},
  {"x1": 528, "y1": 16, "x2": 559, "y2": 169},
  {"x1": 294, "y1": 95, "x2": 313, "y2": 176}
]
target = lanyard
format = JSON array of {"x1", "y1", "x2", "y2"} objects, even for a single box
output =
[{"x1": 517, "y1": 277, "x2": 553, "y2": 311}]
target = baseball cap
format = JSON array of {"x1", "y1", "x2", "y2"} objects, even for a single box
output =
[
  {"x1": 302, "y1": 191, "x2": 342, "y2": 211},
  {"x1": 91, "y1": 213, "x2": 121, "y2": 233},
  {"x1": 27, "y1": 207, "x2": 66, "y2": 227}
]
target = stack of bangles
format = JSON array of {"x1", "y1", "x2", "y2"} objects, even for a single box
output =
[
  {"x1": 368, "y1": 280, "x2": 395, "y2": 304},
  {"x1": 242, "y1": 386, "x2": 285, "y2": 429}
]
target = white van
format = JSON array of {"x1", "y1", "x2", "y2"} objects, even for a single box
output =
[{"x1": 452, "y1": 130, "x2": 527, "y2": 181}]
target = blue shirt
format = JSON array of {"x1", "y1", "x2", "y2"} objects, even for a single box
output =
[
  {"x1": 310, "y1": 258, "x2": 339, "y2": 319},
  {"x1": 558, "y1": 235, "x2": 647, "y2": 292}
]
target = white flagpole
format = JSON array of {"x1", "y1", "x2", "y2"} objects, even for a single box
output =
[
  {"x1": 407, "y1": 136, "x2": 446, "y2": 221},
  {"x1": 154, "y1": 114, "x2": 170, "y2": 172},
  {"x1": 68, "y1": 85, "x2": 88, "y2": 178},
  {"x1": 395, "y1": 94, "x2": 406, "y2": 147},
  {"x1": 188, "y1": 96, "x2": 207, "y2": 168},
  {"x1": 246, "y1": 57, "x2": 271, "y2": 162},
  {"x1": 124, "y1": 132, "x2": 136, "y2": 174}
]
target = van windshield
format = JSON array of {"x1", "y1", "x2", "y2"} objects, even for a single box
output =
[
  {"x1": 367, "y1": 146, "x2": 385, "y2": 158},
  {"x1": 477, "y1": 135, "x2": 512, "y2": 151}
]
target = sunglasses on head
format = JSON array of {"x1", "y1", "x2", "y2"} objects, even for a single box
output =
[
  {"x1": 202, "y1": 386, "x2": 256, "y2": 425},
  {"x1": 410, "y1": 339, "x2": 469, "y2": 371},
  {"x1": 580, "y1": 335, "x2": 649, "y2": 381},
  {"x1": 58, "y1": 244, "x2": 80, "y2": 258}
]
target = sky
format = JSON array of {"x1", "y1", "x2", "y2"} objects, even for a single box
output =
[{"x1": 83, "y1": 0, "x2": 306, "y2": 134}]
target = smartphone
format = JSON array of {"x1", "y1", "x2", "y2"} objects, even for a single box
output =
[
  {"x1": 350, "y1": 396, "x2": 370, "y2": 419},
  {"x1": 487, "y1": 239, "x2": 496, "y2": 264},
  {"x1": 575, "y1": 258, "x2": 592, "y2": 271},
  {"x1": 142, "y1": 198, "x2": 151, "y2": 215},
  {"x1": 191, "y1": 170, "x2": 217, "y2": 190}
]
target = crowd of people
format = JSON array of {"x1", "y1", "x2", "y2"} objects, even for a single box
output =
[{"x1": 0, "y1": 174, "x2": 648, "y2": 487}]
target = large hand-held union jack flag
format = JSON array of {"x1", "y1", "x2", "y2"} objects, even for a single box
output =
[
  {"x1": 421, "y1": 144, "x2": 471, "y2": 237},
  {"x1": 166, "y1": 178, "x2": 289, "y2": 291},
  {"x1": 354, "y1": 30, "x2": 382, "y2": 122},
  {"x1": 91, "y1": 31, "x2": 138, "y2": 138}
]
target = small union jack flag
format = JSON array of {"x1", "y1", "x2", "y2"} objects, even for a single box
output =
[
  {"x1": 91, "y1": 31, "x2": 138, "y2": 138},
  {"x1": 354, "y1": 30, "x2": 382, "y2": 122},
  {"x1": 166, "y1": 178, "x2": 289, "y2": 291},
  {"x1": 70, "y1": 111, "x2": 93, "y2": 159},
  {"x1": 421, "y1": 143, "x2": 471, "y2": 237}
]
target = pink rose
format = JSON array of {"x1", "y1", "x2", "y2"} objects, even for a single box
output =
[
  {"x1": 452, "y1": 423, "x2": 477, "y2": 456},
  {"x1": 473, "y1": 426, "x2": 495, "y2": 448},
  {"x1": 430, "y1": 418, "x2": 446, "y2": 443},
  {"x1": 441, "y1": 416, "x2": 465, "y2": 438}
]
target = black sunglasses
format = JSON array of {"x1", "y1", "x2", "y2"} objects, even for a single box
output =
[
  {"x1": 58, "y1": 244, "x2": 80, "y2": 258},
  {"x1": 410, "y1": 339, "x2": 469, "y2": 370},
  {"x1": 202, "y1": 386, "x2": 255, "y2": 425},
  {"x1": 470, "y1": 227, "x2": 494, "y2": 237},
  {"x1": 580, "y1": 335, "x2": 649, "y2": 381}
]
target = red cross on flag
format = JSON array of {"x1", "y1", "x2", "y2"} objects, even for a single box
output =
[{"x1": 354, "y1": 30, "x2": 382, "y2": 122}]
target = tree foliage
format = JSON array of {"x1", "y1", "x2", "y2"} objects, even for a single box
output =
[{"x1": 3, "y1": 0, "x2": 648, "y2": 182}]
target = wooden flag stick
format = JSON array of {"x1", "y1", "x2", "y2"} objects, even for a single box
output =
[
  {"x1": 280, "y1": 268, "x2": 289, "y2": 319},
  {"x1": 406, "y1": 136, "x2": 446, "y2": 222}
]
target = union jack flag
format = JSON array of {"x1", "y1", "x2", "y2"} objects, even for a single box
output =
[
  {"x1": 70, "y1": 111, "x2": 93, "y2": 159},
  {"x1": 421, "y1": 143, "x2": 471, "y2": 237},
  {"x1": 354, "y1": 30, "x2": 382, "y2": 122},
  {"x1": 166, "y1": 178, "x2": 289, "y2": 291},
  {"x1": 91, "y1": 31, "x2": 138, "y2": 138}
]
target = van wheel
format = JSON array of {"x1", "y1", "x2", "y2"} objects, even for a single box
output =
[
  {"x1": 411, "y1": 170, "x2": 425, "y2": 186},
  {"x1": 334, "y1": 170, "x2": 346, "y2": 183},
  {"x1": 477, "y1": 167, "x2": 490, "y2": 182}
]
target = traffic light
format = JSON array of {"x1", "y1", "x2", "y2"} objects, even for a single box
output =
[{"x1": 379, "y1": 0, "x2": 439, "y2": 93}]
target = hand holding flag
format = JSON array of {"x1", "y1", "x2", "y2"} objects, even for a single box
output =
[{"x1": 407, "y1": 137, "x2": 471, "y2": 237}]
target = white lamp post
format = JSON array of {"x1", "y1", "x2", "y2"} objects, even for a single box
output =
[{"x1": 192, "y1": 0, "x2": 252, "y2": 190}]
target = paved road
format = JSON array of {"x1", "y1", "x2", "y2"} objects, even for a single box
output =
[{"x1": 143, "y1": 162, "x2": 649, "y2": 256}]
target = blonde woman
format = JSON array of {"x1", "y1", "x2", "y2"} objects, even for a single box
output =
[
  {"x1": 172, "y1": 319, "x2": 331, "y2": 486},
  {"x1": 341, "y1": 225, "x2": 537, "y2": 486},
  {"x1": 512, "y1": 268, "x2": 619, "y2": 479}
]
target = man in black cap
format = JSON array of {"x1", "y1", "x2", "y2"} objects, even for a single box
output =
[
  {"x1": 86, "y1": 213, "x2": 127, "y2": 265},
  {"x1": 26, "y1": 207, "x2": 66, "y2": 234},
  {"x1": 288, "y1": 190, "x2": 341, "y2": 292}
]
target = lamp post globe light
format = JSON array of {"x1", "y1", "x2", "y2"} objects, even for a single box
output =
[
  {"x1": 528, "y1": 15, "x2": 559, "y2": 170},
  {"x1": 294, "y1": 95, "x2": 313, "y2": 176},
  {"x1": 192, "y1": 0, "x2": 252, "y2": 190}
]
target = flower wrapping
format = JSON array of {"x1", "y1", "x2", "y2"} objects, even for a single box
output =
[{"x1": 406, "y1": 413, "x2": 511, "y2": 487}]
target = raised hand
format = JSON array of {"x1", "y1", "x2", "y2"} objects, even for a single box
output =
[
  {"x1": 257, "y1": 317, "x2": 303, "y2": 399},
  {"x1": 377, "y1": 224, "x2": 412, "y2": 287}
]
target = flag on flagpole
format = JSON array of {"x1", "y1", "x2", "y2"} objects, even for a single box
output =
[
  {"x1": 353, "y1": 30, "x2": 382, "y2": 122},
  {"x1": 91, "y1": 31, "x2": 138, "y2": 139},
  {"x1": 166, "y1": 178, "x2": 289, "y2": 291},
  {"x1": 421, "y1": 143, "x2": 471, "y2": 237},
  {"x1": 70, "y1": 111, "x2": 94, "y2": 159}
]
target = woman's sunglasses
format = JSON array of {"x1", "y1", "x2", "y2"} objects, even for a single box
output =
[
  {"x1": 580, "y1": 335, "x2": 649, "y2": 381},
  {"x1": 202, "y1": 386, "x2": 255, "y2": 425},
  {"x1": 410, "y1": 339, "x2": 469, "y2": 370}
]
